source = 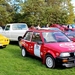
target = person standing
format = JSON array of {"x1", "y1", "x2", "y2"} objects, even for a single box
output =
[
  {"x1": 46, "y1": 24, "x2": 49, "y2": 28},
  {"x1": 36, "y1": 24, "x2": 41, "y2": 29}
]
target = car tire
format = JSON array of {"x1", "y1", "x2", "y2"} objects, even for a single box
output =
[
  {"x1": 45, "y1": 54, "x2": 55, "y2": 68},
  {"x1": 2, "y1": 45, "x2": 6, "y2": 48},
  {"x1": 21, "y1": 48, "x2": 27, "y2": 57},
  {"x1": 18, "y1": 36, "x2": 23, "y2": 48}
]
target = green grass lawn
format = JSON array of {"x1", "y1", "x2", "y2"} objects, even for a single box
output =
[{"x1": 0, "y1": 42, "x2": 75, "y2": 75}]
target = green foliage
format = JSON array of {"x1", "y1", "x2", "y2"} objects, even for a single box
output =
[
  {"x1": 20, "y1": 0, "x2": 75, "y2": 26},
  {"x1": 0, "y1": 0, "x2": 75, "y2": 26},
  {"x1": 0, "y1": 0, "x2": 13, "y2": 25},
  {"x1": 66, "y1": 0, "x2": 75, "y2": 24},
  {"x1": 20, "y1": 0, "x2": 45, "y2": 26}
]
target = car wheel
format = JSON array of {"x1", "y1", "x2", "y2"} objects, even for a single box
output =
[
  {"x1": 45, "y1": 55, "x2": 55, "y2": 68},
  {"x1": 2, "y1": 45, "x2": 6, "y2": 48},
  {"x1": 21, "y1": 48, "x2": 27, "y2": 57}
]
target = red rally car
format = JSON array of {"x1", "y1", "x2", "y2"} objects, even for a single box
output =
[{"x1": 19, "y1": 29, "x2": 75, "y2": 68}]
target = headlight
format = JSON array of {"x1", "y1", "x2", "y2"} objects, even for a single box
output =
[{"x1": 60, "y1": 53, "x2": 70, "y2": 57}]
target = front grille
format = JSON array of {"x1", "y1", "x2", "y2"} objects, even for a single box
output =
[{"x1": 70, "y1": 53, "x2": 74, "y2": 57}]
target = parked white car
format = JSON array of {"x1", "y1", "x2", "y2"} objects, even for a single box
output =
[{"x1": 0, "y1": 23, "x2": 28, "y2": 41}]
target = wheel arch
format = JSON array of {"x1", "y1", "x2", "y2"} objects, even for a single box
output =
[
  {"x1": 18, "y1": 36, "x2": 22, "y2": 41},
  {"x1": 45, "y1": 53, "x2": 56, "y2": 68},
  {"x1": 46, "y1": 53, "x2": 53, "y2": 58},
  {"x1": 45, "y1": 50, "x2": 56, "y2": 58},
  {"x1": 21, "y1": 46, "x2": 27, "y2": 50},
  {"x1": 21, "y1": 46, "x2": 28, "y2": 57},
  {"x1": 42, "y1": 52, "x2": 55, "y2": 64}
]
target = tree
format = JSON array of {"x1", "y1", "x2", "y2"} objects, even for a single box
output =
[
  {"x1": 66, "y1": 0, "x2": 75, "y2": 24},
  {"x1": 0, "y1": 0, "x2": 74, "y2": 26},
  {"x1": 20, "y1": 0, "x2": 75, "y2": 26},
  {"x1": 0, "y1": 0, "x2": 13, "y2": 25},
  {"x1": 20, "y1": 0, "x2": 45, "y2": 26}
]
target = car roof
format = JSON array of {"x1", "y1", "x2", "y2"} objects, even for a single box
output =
[
  {"x1": 7, "y1": 23, "x2": 27, "y2": 25},
  {"x1": 28, "y1": 29, "x2": 58, "y2": 33},
  {"x1": 40, "y1": 27, "x2": 61, "y2": 30}
]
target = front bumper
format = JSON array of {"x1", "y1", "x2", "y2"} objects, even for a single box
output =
[
  {"x1": 0, "y1": 39, "x2": 9, "y2": 45},
  {"x1": 56, "y1": 56, "x2": 75, "y2": 67}
]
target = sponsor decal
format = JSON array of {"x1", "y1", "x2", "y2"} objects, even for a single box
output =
[
  {"x1": 60, "y1": 43, "x2": 75, "y2": 50},
  {"x1": 34, "y1": 44, "x2": 41, "y2": 57}
]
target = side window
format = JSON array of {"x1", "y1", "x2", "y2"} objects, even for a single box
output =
[
  {"x1": 24, "y1": 32, "x2": 33, "y2": 41},
  {"x1": 5, "y1": 25, "x2": 10, "y2": 30},
  {"x1": 31, "y1": 32, "x2": 42, "y2": 42},
  {"x1": 12, "y1": 24, "x2": 27, "y2": 30},
  {"x1": 17, "y1": 24, "x2": 27, "y2": 30},
  {"x1": 12, "y1": 25, "x2": 18, "y2": 30}
]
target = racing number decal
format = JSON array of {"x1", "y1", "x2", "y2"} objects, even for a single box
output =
[{"x1": 34, "y1": 44, "x2": 41, "y2": 57}]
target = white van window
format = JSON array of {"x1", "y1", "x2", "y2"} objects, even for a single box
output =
[{"x1": 12, "y1": 24, "x2": 28, "y2": 30}]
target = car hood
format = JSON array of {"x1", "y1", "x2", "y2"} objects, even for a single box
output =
[
  {"x1": 0, "y1": 34, "x2": 8, "y2": 39},
  {"x1": 44, "y1": 42, "x2": 75, "y2": 53}
]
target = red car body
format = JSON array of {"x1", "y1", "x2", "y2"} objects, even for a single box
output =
[
  {"x1": 50, "y1": 24, "x2": 65, "y2": 31},
  {"x1": 19, "y1": 29, "x2": 75, "y2": 68},
  {"x1": 51, "y1": 24, "x2": 75, "y2": 31},
  {"x1": 65, "y1": 31, "x2": 75, "y2": 42}
]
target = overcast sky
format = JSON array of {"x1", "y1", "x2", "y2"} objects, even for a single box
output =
[
  {"x1": 71, "y1": 0, "x2": 75, "y2": 6},
  {"x1": 71, "y1": 0, "x2": 75, "y2": 13}
]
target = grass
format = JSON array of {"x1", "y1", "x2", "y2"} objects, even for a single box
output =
[{"x1": 0, "y1": 42, "x2": 75, "y2": 75}]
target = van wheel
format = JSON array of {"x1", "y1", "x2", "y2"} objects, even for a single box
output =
[
  {"x1": 18, "y1": 41, "x2": 22, "y2": 48},
  {"x1": 21, "y1": 48, "x2": 27, "y2": 57},
  {"x1": 18, "y1": 36, "x2": 22, "y2": 48},
  {"x1": 45, "y1": 55, "x2": 55, "y2": 68}
]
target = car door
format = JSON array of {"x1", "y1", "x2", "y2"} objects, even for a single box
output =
[
  {"x1": 29, "y1": 32, "x2": 42, "y2": 57},
  {"x1": 23, "y1": 31, "x2": 33, "y2": 52},
  {"x1": 11, "y1": 24, "x2": 28, "y2": 41},
  {"x1": 2, "y1": 25, "x2": 11, "y2": 39}
]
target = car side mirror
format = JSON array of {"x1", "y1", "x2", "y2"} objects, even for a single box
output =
[{"x1": 37, "y1": 41, "x2": 43, "y2": 45}]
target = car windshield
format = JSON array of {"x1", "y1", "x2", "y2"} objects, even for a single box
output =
[
  {"x1": 42, "y1": 32, "x2": 71, "y2": 43},
  {"x1": 49, "y1": 28, "x2": 61, "y2": 31},
  {"x1": 65, "y1": 31, "x2": 75, "y2": 36},
  {"x1": 65, "y1": 31, "x2": 75, "y2": 38}
]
